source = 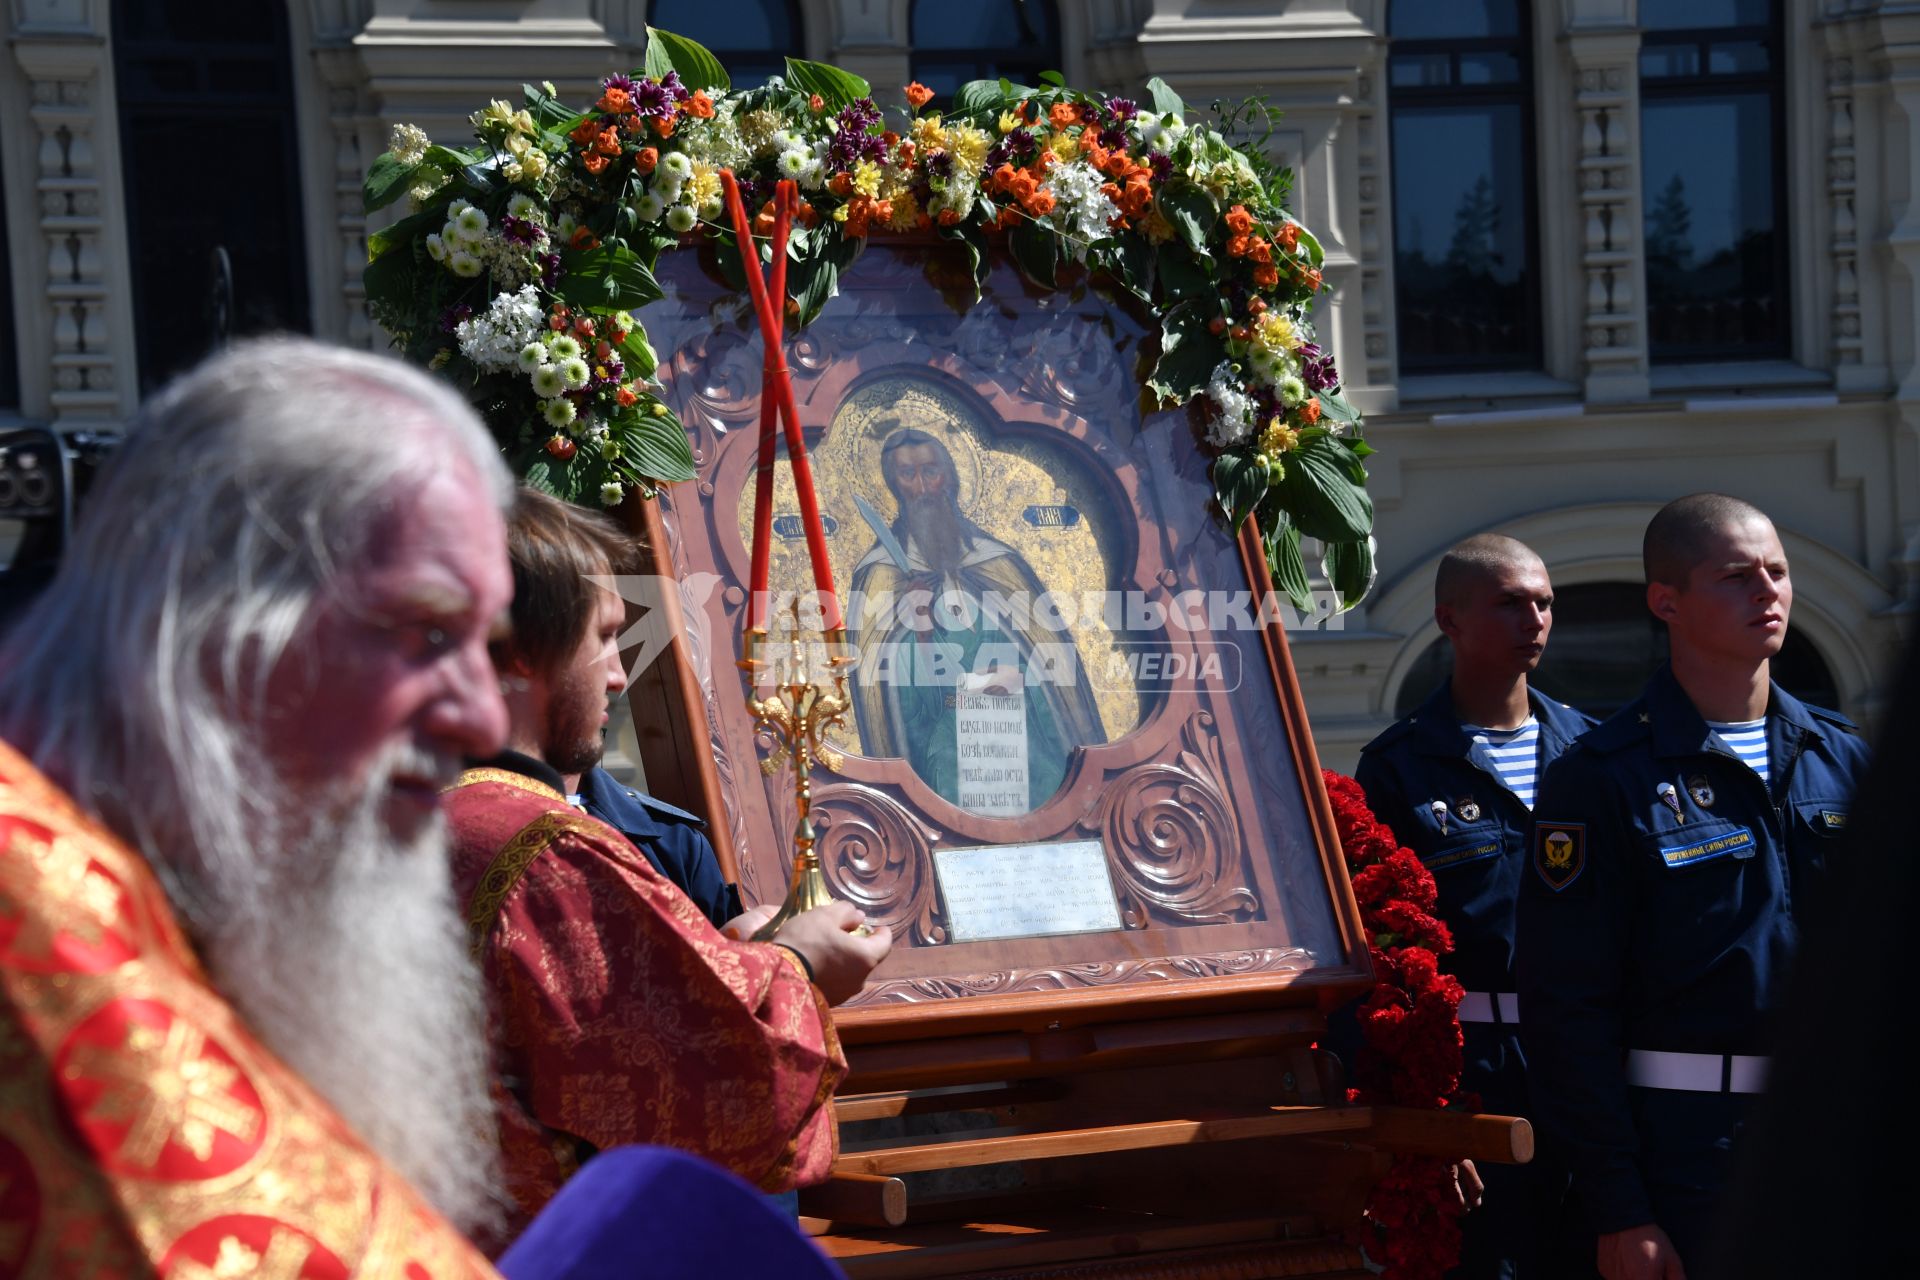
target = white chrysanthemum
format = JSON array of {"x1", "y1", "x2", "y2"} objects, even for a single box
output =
[
  {"x1": 452, "y1": 204, "x2": 488, "y2": 240},
  {"x1": 660, "y1": 151, "x2": 692, "y2": 180},
  {"x1": 530, "y1": 364, "x2": 566, "y2": 398},
  {"x1": 507, "y1": 192, "x2": 539, "y2": 221},
  {"x1": 454, "y1": 284, "x2": 545, "y2": 370},
  {"x1": 554, "y1": 211, "x2": 579, "y2": 238},
  {"x1": 547, "y1": 333, "x2": 581, "y2": 361},
  {"x1": 448, "y1": 250, "x2": 483, "y2": 278},
  {"x1": 1277, "y1": 374, "x2": 1308, "y2": 407},
  {"x1": 776, "y1": 148, "x2": 809, "y2": 178},
  {"x1": 599, "y1": 481, "x2": 625, "y2": 507},
  {"x1": 632, "y1": 192, "x2": 665, "y2": 222},
  {"x1": 389, "y1": 122, "x2": 431, "y2": 166},
  {"x1": 666, "y1": 205, "x2": 697, "y2": 233},
  {"x1": 517, "y1": 342, "x2": 546, "y2": 373},
  {"x1": 773, "y1": 129, "x2": 805, "y2": 151},
  {"x1": 424, "y1": 233, "x2": 448, "y2": 263},
  {"x1": 559, "y1": 357, "x2": 591, "y2": 389},
  {"x1": 542, "y1": 396, "x2": 577, "y2": 428},
  {"x1": 1204, "y1": 360, "x2": 1254, "y2": 448}
]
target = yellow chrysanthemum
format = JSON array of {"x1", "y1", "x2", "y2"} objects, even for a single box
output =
[
  {"x1": 947, "y1": 124, "x2": 991, "y2": 172},
  {"x1": 1260, "y1": 419, "x2": 1301, "y2": 455},
  {"x1": 1047, "y1": 130, "x2": 1079, "y2": 161},
  {"x1": 1144, "y1": 208, "x2": 1176, "y2": 244},
  {"x1": 997, "y1": 111, "x2": 1019, "y2": 134},
  {"x1": 912, "y1": 115, "x2": 948, "y2": 153},
  {"x1": 887, "y1": 190, "x2": 922, "y2": 231},
  {"x1": 1254, "y1": 312, "x2": 1300, "y2": 355},
  {"x1": 852, "y1": 159, "x2": 883, "y2": 199},
  {"x1": 688, "y1": 164, "x2": 722, "y2": 210}
]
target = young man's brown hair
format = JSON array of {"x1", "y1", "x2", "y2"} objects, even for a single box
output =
[{"x1": 495, "y1": 487, "x2": 637, "y2": 673}]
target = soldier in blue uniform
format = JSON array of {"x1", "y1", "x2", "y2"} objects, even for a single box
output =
[
  {"x1": 1357, "y1": 533, "x2": 1592, "y2": 1278},
  {"x1": 1518, "y1": 494, "x2": 1869, "y2": 1280}
]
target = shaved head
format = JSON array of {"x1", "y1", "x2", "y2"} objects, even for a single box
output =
[
  {"x1": 1435, "y1": 534, "x2": 1545, "y2": 609},
  {"x1": 1644, "y1": 493, "x2": 1772, "y2": 588}
]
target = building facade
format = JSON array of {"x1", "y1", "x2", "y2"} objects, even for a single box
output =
[{"x1": 3, "y1": 0, "x2": 1916, "y2": 771}]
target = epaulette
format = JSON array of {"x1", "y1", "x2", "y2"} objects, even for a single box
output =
[
  {"x1": 631, "y1": 790, "x2": 708, "y2": 828},
  {"x1": 1359, "y1": 716, "x2": 1417, "y2": 755},
  {"x1": 1577, "y1": 705, "x2": 1649, "y2": 755},
  {"x1": 1806, "y1": 704, "x2": 1862, "y2": 736}
]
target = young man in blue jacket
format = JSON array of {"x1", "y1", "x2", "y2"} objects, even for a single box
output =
[
  {"x1": 1518, "y1": 494, "x2": 1869, "y2": 1280},
  {"x1": 1357, "y1": 533, "x2": 1593, "y2": 1278}
]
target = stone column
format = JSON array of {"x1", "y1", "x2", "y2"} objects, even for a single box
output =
[
  {"x1": 1561, "y1": 2, "x2": 1649, "y2": 402},
  {"x1": 8, "y1": 0, "x2": 136, "y2": 425}
]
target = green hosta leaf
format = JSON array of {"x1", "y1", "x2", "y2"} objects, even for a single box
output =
[
  {"x1": 1261, "y1": 506, "x2": 1314, "y2": 614},
  {"x1": 1322, "y1": 536, "x2": 1376, "y2": 611},
  {"x1": 644, "y1": 27, "x2": 731, "y2": 93},
  {"x1": 521, "y1": 458, "x2": 555, "y2": 494},
  {"x1": 556, "y1": 244, "x2": 663, "y2": 310},
  {"x1": 1161, "y1": 185, "x2": 1217, "y2": 255},
  {"x1": 953, "y1": 79, "x2": 1013, "y2": 117},
  {"x1": 1008, "y1": 218, "x2": 1058, "y2": 289},
  {"x1": 423, "y1": 144, "x2": 478, "y2": 172},
  {"x1": 1146, "y1": 303, "x2": 1224, "y2": 403},
  {"x1": 623, "y1": 411, "x2": 696, "y2": 483},
  {"x1": 789, "y1": 232, "x2": 862, "y2": 327},
  {"x1": 1145, "y1": 76, "x2": 1186, "y2": 120},
  {"x1": 366, "y1": 205, "x2": 444, "y2": 260},
  {"x1": 1273, "y1": 434, "x2": 1374, "y2": 543},
  {"x1": 1293, "y1": 221, "x2": 1325, "y2": 269},
  {"x1": 1212, "y1": 452, "x2": 1266, "y2": 532},
  {"x1": 1037, "y1": 70, "x2": 1067, "y2": 88},
  {"x1": 618, "y1": 327, "x2": 658, "y2": 380},
  {"x1": 1098, "y1": 233, "x2": 1152, "y2": 301},
  {"x1": 784, "y1": 56, "x2": 869, "y2": 110},
  {"x1": 1316, "y1": 387, "x2": 1360, "y2": 426},
  {"x1": 364, "y1": 152, "x2": 420, "y2": 214},
  {"x1": 941, "y1": 221, "x2": 990, "y2": 292},
  {"x1": 1156, "y1": 246, "x2": 1214, "y2": 302}
]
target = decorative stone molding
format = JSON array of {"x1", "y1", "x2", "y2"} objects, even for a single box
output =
[
  {"x1": 1826, "y1": 54, "x2": 1862, "y2": 369},
  {"x1": 1353, "y1": 60, "x2": 1394, "y2": 402},
  {"x1": 1564, "y1": 29, "x2": 1648, "y2": 402}
]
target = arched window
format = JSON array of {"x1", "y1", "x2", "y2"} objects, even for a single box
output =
[
  {"x1": 112, "y1": 0, "x2": 309, "y2": 394},
  {"x1": 908, "y1": 0, "x2": 1060, "y2": 101},
  {"x1": 649, "y1": 0, "x2": 801, "y2": 90},
  {"x1": 1639, "y1": 0, "x2": 1788, "y2": 361},
  {"x1": 1393, "y1": 581, "x2": 1840, "y2": 720},
  {"x1": 1387, "y1": 0, "x2": 1540, "y2": 373}
]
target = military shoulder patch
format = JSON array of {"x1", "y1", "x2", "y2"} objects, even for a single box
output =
[{"x1": 1534, "y1": 821, "x2": 1586, "y2": 892}]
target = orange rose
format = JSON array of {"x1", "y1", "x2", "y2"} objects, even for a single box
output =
[
  {"x1": 1048, "y1": 102, "x2": 1077, "y2": 130},
  {"x1": 905, "y1": 82, "x2": 935, "y2": 110},
  {"x1": 634, "y1": 146, "x2": 658, "y2": 174},
  {"x1": 828, "y1": 172, "x2": 853, "y2": 197},
  {"x1": 753, "y1": 202, "x2": 776, "y2": 236},
  {"x1": 1227, "y1": 233, "x2": 1250, "y2": 258},
  {"x1": 1300, "y1": 397, "x2": 1322, "y2": 425},
  {"x1": 1278, "y1": 221, "x2": 1301, "y2": 251},
  {"x1": 652, "y1": 114, "x2": 675, "y2": 138},
  {"x1": 937, "y1": 208, "x2": 961, "y2": 227},
  {"x1": 1246, "y1": 297, "x2": 1267, "y2": 317},
  {"x1": 581, "y1": 151, "x2": 610, "y2": 175},
  {"x1": 596, "y1": 87, "x2": 633, "y2": 115},
  {"x1": 594, "y1": 127, "x2": 622, "y2": 157},
  {"x1": 809, "y1": 93, "x2": 825, "y2": 113},
  {"x1": 796, "y1": 201, "x2": 818, "y2": 227},
  {"x1": 1303, "y1": 267, "x2": 1323, "y2": 289},
  {"x1": 1225, "y1": 204, "x2": 1254, "y2": 235},
  {"x1": 570, "y1": 225, "x2": 601, "y2": 249},
  {"x1": 569, "y1": 118, "x2": 600, "y2": 145},
  {"x1": 1249, "y1": 237, "x2": 1272, "y2": 264},
  {"x1": 686, "y1": 90, "x2": 715, "y2": 119},
  {"x1": 616, "y1": 386, "x2": 639, "y2": 407},
  {"x1": 1254, "y1": 264, "x2": 1280, "y2": 288},
  {"x1": 1026, "y1": 190, "x2": 1055, "y2": 217}
]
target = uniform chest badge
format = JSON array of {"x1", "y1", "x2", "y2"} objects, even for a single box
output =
[
  {"x1": 1656, "y1": 782, "x2": 1687, "y2": 824},
  {"x1": 1428, "y1": 800, "x2": 1450, "y2": 834},
  {"x1": 1456, "y1": 797, "x2": 1482, "y2": 823},
  {"x1": 1534, "y1": 822, "x2": 1586, "y2": 891},
  {"x1": 1686, "y1": 775, "x2": 1715, "y2": 808}
]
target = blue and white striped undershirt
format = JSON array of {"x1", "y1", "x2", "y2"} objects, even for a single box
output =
[
  {"x1": 1707, "y1": 717, "x2": 1770, "y2": 786},
  {"x1": 1462, "y1": 716, "x2": 1542, "y2": 809}
]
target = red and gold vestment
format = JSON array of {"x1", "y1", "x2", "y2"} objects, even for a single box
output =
[
  {"x1": 444, "y1": 767, "x2": 844, "y2": 1234},
  {"x1": 0, "y1": 740, "x2": 496, "y2": 1279}
]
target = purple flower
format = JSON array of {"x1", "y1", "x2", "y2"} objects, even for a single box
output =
[
  {"x1": 659, "y1": 71, "x2": 692, "y2": 103},
  {"x1": 1099, "y1": 126, "x2": 1128, "y2": 151},
  {"x1": 499, "y1": 215, "x2": 540, "y2": 245},
  {"x1": 1299, "y1": 343, "x2": 1339, "y2": 391},
  {"x1": 539, "y1": 252, "x2": 563, "y2": 289},
  {"x1": 927, "y1": 151, "x2": 954, "y2": 179},
  {"x1": 1105, "y1": 97, "x2": 1138, "y2": 124},
  {"x1": 630, "y1": 79, "x2": 672, "y2": 118},
  {"x1": 1148, "y1": 151, "x2": 1172, "y2": 183},
  {"x1": 985, "y1": 138, "x2": 1012, "y2": 170},
  {"x1": 438, "y1": 303, "x2": 473, "y2": 334},
  {"x1": 602, "y1": 73, "x2": 638, "y2": 99}
]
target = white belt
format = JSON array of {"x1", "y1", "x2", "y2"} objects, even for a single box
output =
[
  {"x1": 1457, "y1": 991, "x2": 1519, "y2": 1024},
  {"x1": 1626, "y1": 1049, "x2": 1770, "y2": 1094}
]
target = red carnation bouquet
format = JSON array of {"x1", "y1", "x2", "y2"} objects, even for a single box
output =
[{"x1": 1323, "y1": 770, "x2": 1469, "y2": 1280}]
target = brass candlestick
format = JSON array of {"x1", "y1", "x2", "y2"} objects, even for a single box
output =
[{"x1": 743, "y1": 599, "x2": 852, "y2": 942}]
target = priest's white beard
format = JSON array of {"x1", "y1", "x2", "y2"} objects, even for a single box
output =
[{"x1": 160, "y1": 740, "x2": 504, "y2": 1236}]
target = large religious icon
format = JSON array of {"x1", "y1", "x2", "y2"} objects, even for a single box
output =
[{"x1": 627, "y1": 238, "x2": 1368, "y2": 1037}]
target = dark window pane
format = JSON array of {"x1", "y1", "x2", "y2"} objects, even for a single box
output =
[
  {"x1": 1391, "y1": 104, "x2": 1536, "y2": 370},
  {"x1": 649, "y1": 0, "x2": 796, "y2": 50},
  {"x1": 1642, "y1": 93, "x2": 1784, "y2": 360},
  {"x1": 1709, "y1": 40, "x2": 1771, "y2": 74},
  {"x1": 1394, "y1": 582, "x2": 1838, "y2": 720},
  {"x1": 1641, "y1": 44, "x2": 1701, "y2": 79},
  {"x1": 0, "y1": 142, "x2": 16, "y2": 410},
  {"x1": 1390, "y1": 53, "x2": 1453, "y2": 88},
  {"x1": 1642, "y1": 0, "x2": 1772, "y2": 32},
  {"x1": 910, "y1": 0, "x2": 1056, "y2": 48},
  {"x1": 1459, "y1": 52, "x2": 1520, "y2": 86},
  {"x1": 1388, "y1": 0, "x2": 1521, "y2": 40}
]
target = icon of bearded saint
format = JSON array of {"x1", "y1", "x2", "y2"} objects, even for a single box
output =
[{"x1": 848, "y1": 424, "x2": 1106, "y2": 816}]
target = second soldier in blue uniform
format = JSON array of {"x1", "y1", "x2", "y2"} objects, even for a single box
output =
[{"x1": 1357, "y1": 533, "x2": 1593, "y2": 1279}]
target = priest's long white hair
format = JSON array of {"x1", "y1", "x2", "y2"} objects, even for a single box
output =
[{"x1": 0, "y1": 337, "x2": 513, "y2": 1233}]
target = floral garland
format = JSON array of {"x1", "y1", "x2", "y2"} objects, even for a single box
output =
[
  {"x1": 362, "y1": 28, "x2": 1376, "y2": 611},
  {"x1": 1322, "y1": 770, "x2": 1469, "y2": 1280}
]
